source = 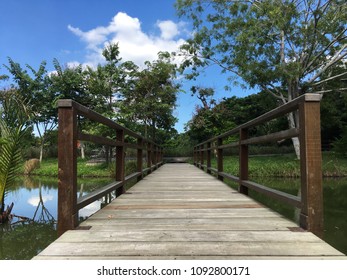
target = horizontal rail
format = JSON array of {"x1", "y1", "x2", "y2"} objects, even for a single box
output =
[
  {"x1": 58, "y1": 99, "x2": 163, "y2": 235},
  {"x1": 240, "y1": 128, "x2": 299, "y2": 146},
  {"x1": 241, "y1": 180, "x2": 301, "y2": 208},
  {"x1": 193, "y1": 94, "x2": 323, "y2": 236},
  {"x1": 77, "y1": 181, "x2": 123, "y2": 210}
]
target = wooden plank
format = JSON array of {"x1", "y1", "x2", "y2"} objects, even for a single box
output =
[
  {"x1": 88, "y1": 208, "x2": 281, "y2": 219},
  {"x1": 34, "y1": 255, "x2": 347, "y2": 260},
  {"x1": 81, "y1": 218, "x2": 298, "y2": 231},
  {"x1": 37, "y1": 242, "x2": 344, "y2": 257},
  {"x1": 56, "y1": 230, "x2": 324, "y2": 243}
]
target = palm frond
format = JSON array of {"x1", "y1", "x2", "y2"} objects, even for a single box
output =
[
  {"x1": 0, "y1": 90, "x2": 31, "y2": 212},
  {"x1": 0, "y1": 120, "x2": 27, "y2": 208}
]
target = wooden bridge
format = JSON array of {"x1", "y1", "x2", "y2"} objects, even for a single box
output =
[
  {"x1": 34, "y1": 163, "x2": 345, "y2": 259},
  {"x1": 34, "y1": 95, "x2": 346, "y2": 259}
]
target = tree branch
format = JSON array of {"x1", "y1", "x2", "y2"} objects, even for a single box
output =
[
  {"x1": 307, "y1": 44, "x2": 347, "y2": 84},
  {"x1": 312, "y1": 71, "x2": 347, "y2": 87},
  {"x1": 305, "y1": 28, "x2": 347, "y2": 72}
]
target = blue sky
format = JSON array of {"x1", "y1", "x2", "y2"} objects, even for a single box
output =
[{"x1": 0, "y1": 0, "x2": 251, "y2": 133}]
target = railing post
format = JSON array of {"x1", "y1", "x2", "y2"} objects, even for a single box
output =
[
  {"x1": 116, "y1": 129, "x2": 125, "y2": 196},
  {"x1": 193, "y1": 147, "x2": 197, "y2": 166},
  {"x1": 153, "y1": 145, "x2": 158, "y2": 169},
  {"x1": 57, "y1": 101, "x2": 78, "y2": 236},
  {"x1": 299, "y1": 95, "x2": 323, "y2": 235},
  {"x1": 160, "y1": 147, "x2": 164, "y2": 164},
  {"x1": 137, "y1": 138, "x2": 143, "y2": 182},
  {"x1": 239, "y1": 128, "x2": 249, "y2": 195},
  {"x1": 217, "y1": 138, "x2": 223, "y2": 181},
  {"x1": 147, "y1": 142, "x2": 152, "y2": 173},
  {"x1": 200, "y1": 144, "x2": 204, "y2": 170},
  {"x1": 207, "y1": 142, "x2": 211, "y2": 174}
]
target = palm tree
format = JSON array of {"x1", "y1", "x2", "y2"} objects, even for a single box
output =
[{"x1": 0, "y1": 89, "x2": 31, "y2": 222}]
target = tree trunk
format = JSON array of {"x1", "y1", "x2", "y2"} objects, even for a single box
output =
[
  {"x1": 0, "y1": 202, "x2": 14, "y2": 224},
  {"x1": 80, "y1": 142, "x2": 85, "y2": 159},
  {"x1": 287, "y1": 80, "x2": 301, "y2": 159},
  {"x1": 287, "y1": 111, "x2": 301, "y2": 159},
  {"x1": 0, "y1": 199, "x2": 4, "y2": 214},
  {"x1": 39, "y1": 142, "x2": 44, "y2": 162},
  {"x1": 151, "y1": 120, "x2": 156, "y2": 141}
]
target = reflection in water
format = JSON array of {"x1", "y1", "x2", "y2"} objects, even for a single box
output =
[{"x1": 0, "y1": 176, "x2": 114, "y2": 259}]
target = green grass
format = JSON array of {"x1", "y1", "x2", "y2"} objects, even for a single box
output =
[
  {"x1": 210, "y1": 152, "x2": 347, "y2": 178},
  {"x1": 24, "y1": 158, "x2": 138, "y2": 178}
]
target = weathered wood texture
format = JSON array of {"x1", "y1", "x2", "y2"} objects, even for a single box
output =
[
  {"x1": 34, "y1": 164, "x2": 345, "y2": 260},
  {"x1": 57, "y1": 100, "x2": 163, "y2": 235},
  {"x1": 194, "y1": 94, "x2": 323, "y2": 235}
]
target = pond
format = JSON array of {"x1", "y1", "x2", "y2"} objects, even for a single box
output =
[
  {"x1": 1, "y1": 176, "x2": 346, "y2": 259},
  {"x1": 0, "y1": 176, "x2": 114, "y2": 259}
]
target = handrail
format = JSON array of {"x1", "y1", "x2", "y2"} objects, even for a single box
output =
[
  {"x1": 57, "y1": 99, "x2": 163, "y2": 235},
  {"x1": 193, "y1": 94, "x2": 323, "y2": 236}
]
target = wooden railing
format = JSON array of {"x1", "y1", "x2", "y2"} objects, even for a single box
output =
[
  {"x1": 193, "y1": 94, "x2": 323, "y2": 235},
  {"x1": 57, "y1": 99, "x2": 163, "y2": 235}
]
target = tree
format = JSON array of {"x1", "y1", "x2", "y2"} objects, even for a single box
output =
[
  {"x1": 85, "y1": 43, "x2": 139, "y2": 118},
  {"x1": 120, "y1": 52, "x2": 180, "y2": 141},
  {"x1": 83, "y1": 43, "x2": 139, "y2": 160},
  {"x1": 176, "y1": 0, "x2": 347, "y2": 158},
  {"x1": 186, "y1": 91, "x2": 284, "y2": 143},
  {"x1": 4, "y1": 58, "x2": 57, "y2": 162},
  {"x1": 191, "y1": 86, "x2": 216, "y2": 109}
]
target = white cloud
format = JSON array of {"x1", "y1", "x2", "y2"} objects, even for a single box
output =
[
  {"x1": 27, "y1": 195, "x2": 54, "y2": 207},
  {"x1": 67, "y1": 12, "x2": 187, "y2": 68},
  {"x1": 157, "y1": 20, "x2": 179, "y2": 40}
]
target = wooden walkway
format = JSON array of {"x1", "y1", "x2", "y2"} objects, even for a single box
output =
[{"x1": 34, "y1": 163, "x2": 345, "y2": 259}]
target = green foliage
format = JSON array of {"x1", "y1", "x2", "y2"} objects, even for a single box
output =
[
  {"x1": 176, "y1": 0, "x2": 347, "y2": 98},
  {"x1": 5, "y1": 58, "x2": 57, "y2": 161},
  {"x1": 321, "y1": 91, "x2": 347, "y2": 148},
  {"x1": 186, "y1": 91, "x2": 287, "y2": 143},
  {"x1": 3, "y1": 43, "x2": 180, "y2": 164},
  {"x1": 120, "y1": 51, "x2": 180, "y2": 141},
  {"x1": 0, "y1": 91, "x2": 31, "y2": 212},
  {"x1": 177, "y1": 0, "x2": 347, "y2": 159},
  {"x1": 164, "y1": 132, "x2": 193, "y2": 157},
  {"x1": 332, "y1": 128, "x2": 347, "y2": 157}
]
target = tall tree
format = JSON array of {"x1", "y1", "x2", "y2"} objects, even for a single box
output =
[
  {"x1": 4, "y1": 58, "x2": 56, "y2": 162},
  {"x1": 191, "y1": 86, "x2": 216, "y2": 109},
  {"x1": 176, "y1": 0, "x2": 347, "y2": 158},
  {"x1": 120, "y1": 52, "x2": 180, "y2": 141},
  {"x1": 85, "y1": 43, "x2": 139, "y2": 118}
]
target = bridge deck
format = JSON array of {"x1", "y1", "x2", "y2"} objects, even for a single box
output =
[{"x1": 34, "y1": 163, "x2": 345, "y2": 259}]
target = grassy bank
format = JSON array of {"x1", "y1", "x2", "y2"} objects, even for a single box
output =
[
  {"x1": 210, "y1": 152, "x2": 347, "y2": 178},
  {"x1": 23, "y1": 158, "x2": 137, "y2": 178}
]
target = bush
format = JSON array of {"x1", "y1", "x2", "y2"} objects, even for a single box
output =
[{"x1": 333, "y1": 129, "x2": 347, "y2": 157}]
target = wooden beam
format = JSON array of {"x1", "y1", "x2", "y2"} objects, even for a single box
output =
[
  {"x1": 299, "y1": 98, "x2": 323, "y2": 236},
  {"x1": 58, "y1": 105, "x2": 78, "y2": 236}
]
